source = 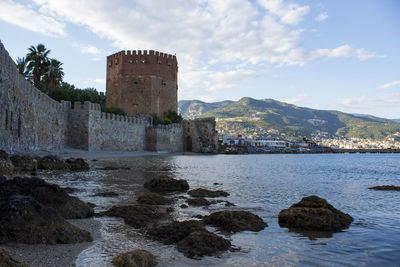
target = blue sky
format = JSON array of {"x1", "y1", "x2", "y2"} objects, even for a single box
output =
[{"x1": 0, "y1": 0, "x2": 399, "y2": 118}]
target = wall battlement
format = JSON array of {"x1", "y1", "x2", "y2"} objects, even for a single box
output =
[{"x1": 0, "y1": 41, "x2": 217, "y2": 153}]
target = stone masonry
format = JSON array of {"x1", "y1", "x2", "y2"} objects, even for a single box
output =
[
  {"x1": 106, "y1": 50, "x2": 178, "y2": 117},
  {"x1": 0, "y1": 41, "x2": 217, "y2": 154}
]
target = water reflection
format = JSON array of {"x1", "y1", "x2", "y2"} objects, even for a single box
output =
[{"x1": 38, "y1": 153, "x2": 400, "y2": 266}]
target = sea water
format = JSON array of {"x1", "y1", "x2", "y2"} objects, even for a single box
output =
[{"x1": 43, "y1": 153, "x2": 400, "y2": 266}]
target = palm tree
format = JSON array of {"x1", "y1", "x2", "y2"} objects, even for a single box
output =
[
  {"x1": 43, "y1": 59, "x2": 64, "y2": 92},
  {"x1": 26, "y1": 44, "x2": 51, "y2": 88},
  {"x1": 16, "y1": 57, "x2": 30, "y2": 80}
]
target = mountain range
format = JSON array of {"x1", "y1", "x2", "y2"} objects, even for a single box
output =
[{"x1": 178, "y1": 97, "x2": 400, "y2": 140}]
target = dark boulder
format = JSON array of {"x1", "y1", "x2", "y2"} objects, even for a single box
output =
[
  {"x1": 10, "y1": 155, "x2": 37, "y2": 171},
  {"x1": 144, "y1": 177, "x2": 189, "y2": 193},
  {"x1": 187, "y1": 198, "x2": 212, "y2": 206},
  {"x1": 368, "y1": 185, "x2": 400, "y2": 191},
  {"x1": 278, "y1": 195, "x2": 354, "y2": 232},
  {"x1": 0, "y1": 247, "x2": 27, "y2": 267},
  {"x1": 0, "y1": 177, "x2": 94, "y2": 219},
  {"x1": 188, "y1": 188, "x2": 229, "y2": 198},
  {"x1": 0, "y1": 195, "x2": 92, "y2": 244},
  {"x1": 177, "y1": 231, "x2": 231, "y2": 259},
  {"x1": 0, "y1": 175, "x2": 7, "y2": 184},
  {"x1": 62, "y1": 187, "x2": 83, "y2": 194},
  {"x1": 137, "y1": 192, "x2": 173, "y2": 205},
  {"x1": 0, "y1": 150, "x2": 9, "y2": 160},
  {"x1": 65, "y1": 158, "x2": 90, "y2": 171},
  {"x1": 37, "y1": 155, "x2": 68, "y2": 170},
  {"x1": 0, "y1": 157, "x2": 13, "y2": 177},
  {"x1": 148, "y1": 220, "x2": 206, "y2": 245},
  {"x1": 91, "y1": 191, "x2": 119, "y2": 197},
  {"x1": 101, "y1": 205, "x2": 165, "y2": 228},
  {"x1": 203, "y1": 211, "x2": 267, "y2": 232},
  {"x1": 111, "y1": 249, "x2": 158, "y2": 267}
]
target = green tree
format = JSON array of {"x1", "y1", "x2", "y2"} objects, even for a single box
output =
[
  {"x1": 43, "y1": 59, "x2": 64, "y2": 93},
  {"x1": 16, "y1": 56, "x2": 30, "y2": 79},
  {"x1": 26, "y1": 44, "x2": 51, "y2": 88}
]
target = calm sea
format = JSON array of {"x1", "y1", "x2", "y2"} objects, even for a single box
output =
[{"x1": 44, "y1": 153, "x2": 400, "y2": 266}]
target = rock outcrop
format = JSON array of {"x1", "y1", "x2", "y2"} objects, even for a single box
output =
[
  {"x1": 0, "y1": 176, "x2": 94, "y2": 219},
  {"x1": 65, "y1": 158, "x2": 90, "y2": 171},
  {"x1": 0, "y1": 151, "x2": 13, "y2": 177},
  {"x1": 111, "y1": 249, "x2": 157, "y2": 267},
  {"x1": 368, "y1": 185, "x2": 400, "y2": 191},
  {"x1": 278, "y1": 195, "x2": 354, "y2": 232},
  {"x1": 176, "y1": 231, "x2": 231, "y2": 259},
  {"x1": 10, "y1": 155, "x2": 37, "y2": 171},
  {"x1": 37, "y1": 155, "x2": 68, "y2": 170},
  {"x1": 187, "y1": 198, "x2": 212, "y2": 206},
  {"x1": 203, "y1": 211, "x2": 267, "y2": 232},
  {"x1": 148, "y1": 220, "x2": 206, "y2": 245},
  {"x1": 0, "y1": 175, "x2": 7, "y2": 184},
  {"x1": 144, "y1": 177, "x2": 189, "y2": 193},
  {"x1": 137, "y1": 192, "x2": 173, "y2": 205},
  {"x1": 0, "y1": 247, "x2": 27, "y2": 267},
  {"x1": 0, "y1": 195, "x2": 92, "y2": 244},
  {"x1": 101, "y1": 205, "x2": 165, "y2": 228},
  {"x1": 188, "y1": 188, "x2": 229, "y2": 198}
]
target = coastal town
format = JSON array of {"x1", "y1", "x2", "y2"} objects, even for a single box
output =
[{"x1": 219, "y1": 133, "x2": 400, "y2": 152}]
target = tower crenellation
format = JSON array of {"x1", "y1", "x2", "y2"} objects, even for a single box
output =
[{"x1": 106, "y1": 49, "x2": 178, "y2": 117}]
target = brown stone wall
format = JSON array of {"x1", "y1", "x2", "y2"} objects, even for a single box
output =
[
  {"x1": 184, "y1": 118, "x2": 219, "y2": 153},
  {"x1": 106, "y1": 50, "x2": 178, "y2": 117}
]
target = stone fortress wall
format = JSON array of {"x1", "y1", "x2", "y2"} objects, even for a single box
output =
[{"x1": 0, "y1": 41, "x2": 218, "y2": 154}]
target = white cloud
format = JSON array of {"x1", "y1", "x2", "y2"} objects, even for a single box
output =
[
  {"x1": 315, "y1": 12, "x2": 328, "y2": 22},
  {"x1": 94, "y1": 78, "x2": 105, "y2": 84},
  {"x1": 72, "y1": 43, "x2": 104, "y2": 55},
  {"x1": 340, "y1": 93, "x2": 400, "y2": 109},
  {"x1": 19, "y1": 0, "x2": 380, "y2": 97},
  {"x1": 285, "y1": 93, "x2": 308, "y2": 105},
  {"x1": 307, "y1": 45, "x2": 379, "y2": 62},
  {"x1": 0, "y1": 0, "x2": 65, "y2": 36},
  {"x1": 379, "y1": 80, "x2": 400, "y2": 89},
  {"x1": 258, "y1": 0, "x2": 310, "y2": 25}
]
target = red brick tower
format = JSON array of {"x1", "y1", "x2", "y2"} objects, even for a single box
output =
[{"x1": 106, "y1": 50, "x2": 178, "y2": 117}]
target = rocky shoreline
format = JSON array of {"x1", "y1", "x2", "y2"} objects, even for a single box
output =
[{"x1": 2, "y1": 149, "x2": 391, "y2": 266}]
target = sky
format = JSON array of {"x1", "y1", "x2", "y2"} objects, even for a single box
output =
[{"x1": 0, "y1": 0, "x2": 399, "y2": 119}]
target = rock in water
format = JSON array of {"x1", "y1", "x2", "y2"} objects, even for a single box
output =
[
  {"x1": 65, "y1": 158, "x2": 90, "y2": 171},
  {"x1": 0, "y1": 248, "x2": 27, "y2": 267},
  {"x1": 148, "y1": 220, "x2": 206, "y2": 245},
  {"x1": 10, "y1": 155, "x2": 37, "y2": 171},
  {"x1": 101, "y1": 205, "x2": 165, "y2": 228},
  {"x1": 203, "y1": 211, "x2": 267, "y2": 232},
  {"x1": 0, "y1": 151, "x2": 14, "y2": 177},
  {"x1": 0, "y1": 195, "x2": 92, "y2": 244},
  {"x1": 0, "y1": 175, "x2": 7, "y2": 184},
  {"x1": 91, "y1": 191, "x2": 119, "y2": 197},
  {"x1": 137, "y1": 192, "x2": 173, "y2": 205},
  {"x1": 176, "y1": 231, "x2": 231, "y2": 259},
  {"x1": 111, "y1": 249, "x2": 157, "y2": 267},
  {"x1": 37, "y1": 155, "x2": 68, "y2": 170},
  {"x1": 368, "y1": 185, "x2": 400, "y2": 191},
  {"x1": 187, "y1": 197, "x2": 212, "y2": 206},
  {"x1": 144, "y1": 177, "x2": 189, "y2": 193},
  {"x1": 278, "y1": 195, "x2": 354, "y2": 232},
  {"x1": 0, "y1": 177, "x2": 94, "y2": 219},
  {"x1": 188, "y1": 188, "x2": 229, "y2": 198}
]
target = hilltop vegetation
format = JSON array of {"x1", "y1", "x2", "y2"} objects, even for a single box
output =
[{"x1": 179, "y1": 97, "x2": 400, "y2": 140}]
